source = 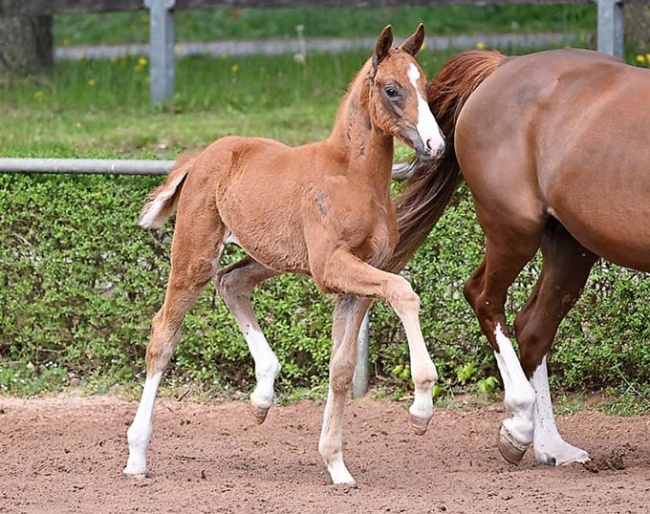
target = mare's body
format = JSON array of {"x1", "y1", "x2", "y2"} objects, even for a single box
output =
[{"x1": 389, "y1": 48, "x2": 650, "y2": 465}]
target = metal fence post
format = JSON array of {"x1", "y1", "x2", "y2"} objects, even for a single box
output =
[
  {"x1": 597, "y1": 0, "x2": 625, "y2": 58},
  {"x1": 352, "y1": 310, "x2": 371, "y2": 398},
  {"x1": 146, "y1": 0, "x2": 176, "y2": 105}
]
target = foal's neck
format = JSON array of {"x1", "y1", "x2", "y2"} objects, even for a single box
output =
[{"x1": 328, "y1": 61, "x2": 394, "y2": 187}]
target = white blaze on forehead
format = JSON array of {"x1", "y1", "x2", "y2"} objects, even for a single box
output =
[{"x1": 407, "y1": 63, "x2": 444, "y2": 154}]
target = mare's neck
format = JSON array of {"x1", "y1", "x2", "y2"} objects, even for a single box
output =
[{"x1": 327, "y1": 61, "x2": 394, "y2": 188}]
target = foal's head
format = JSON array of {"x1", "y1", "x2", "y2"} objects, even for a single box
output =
[{"x1": 367, "y1": 24, "x2": 444, "y2": 161}]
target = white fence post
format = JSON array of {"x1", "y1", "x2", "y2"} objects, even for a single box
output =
[
  {"x1": 597, "y1": 0, "x2": 625, "y2": 58},
  {"x1": 146, "y1": 0, "x2": 176, "y2": 105},
  {"x1": 352, "y1": 310, "x2": 371, "y2": 398}
]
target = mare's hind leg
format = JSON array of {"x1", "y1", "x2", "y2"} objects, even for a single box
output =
[
  {"x1": 514, "y1": 221, "x2": 597, "y2": 466},
  {"x1": 215, "y1": 256, "x2": 282, "y2": 424},
  {"x1": 463, "y1": 224, "x2": 542, "y2": 464},
  {"x1": 318, "y1": 295, "x2": 372, "y2": 485},
  {"x1": 124, "y1": 202, "x2": 225, "y2": 477}
]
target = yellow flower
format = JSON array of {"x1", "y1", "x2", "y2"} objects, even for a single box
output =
[
  {"x1": 476, "y1": 41, "x2": 486, "y2": 50},
  {"x1": 76, "y1": 122, "x2": 82, "y2": 128},
  {"x1": 230, "y1": 64, "x2": 239, "y2": 73},
  {"x1": 647, "y1": 53, "x2": 650, "y2": 64},
  {"x1": 138, "y1": 57, "x2": 148, "y2": 67},
  {"x1": 134, "y1": 64, "x2": 143, "y2": 73},
  {"x1": 63, "y1": 38, "x2": 72, "y2": 48},
  {"x1": 34, "y1": 90, "x2": 44, "y2": 100},
  {"x1": 636, "y1": 54, "x2": 646, "y2": 64},
  {"x1": 141, "y1": 14, "x2": 149, "y2": 24},
  {"x1": 87, "y1": 79, "x2": 96, "y2": 87},
  {"x1": 220, "y1": 53, "x2": 228, "y2": 60}
]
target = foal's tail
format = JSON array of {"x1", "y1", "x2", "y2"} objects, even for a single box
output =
[
  {"x1": 387, "y1": 50, "x2": 506, "y2": 271},
  {"x1": 139, "y1": 154, "x2": 196, "y2": 229}
]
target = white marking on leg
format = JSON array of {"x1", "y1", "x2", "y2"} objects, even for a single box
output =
[
  {"x1": 245, "y1": 326, "x2": 281, "y2": 410},
  {"x1": 531, "y1": 357, "x2": 590, "y2": 465},
  {"x1": 408, "y1": 63, "x2": 444, "y2": 155},
  {"x1": 124, "y1": 371, "x2": 162, "y2": 476},
  {"x1": 494, "y1": 324, "x2": 535, "y2": 446},
  {"x1": 318, "y1": 386, "x2": 355, "y2": 485}
]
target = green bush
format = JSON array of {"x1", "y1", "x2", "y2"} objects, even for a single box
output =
[{"x1": 2, "y1": 173, "x2": 650, "y2": 397}]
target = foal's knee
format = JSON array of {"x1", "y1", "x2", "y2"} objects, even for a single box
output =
[
  {"x1": 388, "y1": 278, "x2": 420, "y2": 319},
  {"x1": 329, "y1": 349, "x2": 356, "y2": 393}
]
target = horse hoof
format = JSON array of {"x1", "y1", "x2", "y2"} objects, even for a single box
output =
[
  {"x1": 409, "y1": 413, "x2": 430, "y2": 436},
  {"x1": 497, "y1": 425, "x2": 529, "y2": 464},
  {"x1": 250, "y1": 404, "x2": 269, "y2": 424}
]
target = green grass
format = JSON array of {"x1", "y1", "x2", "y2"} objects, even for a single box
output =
[{"x1": 55, "y1": 6, "x2": 597, "y2": 46}]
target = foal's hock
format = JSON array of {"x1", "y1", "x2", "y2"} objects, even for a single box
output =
[{"x1": 124, "y1": 24, "x2": 444, "y2": 486}]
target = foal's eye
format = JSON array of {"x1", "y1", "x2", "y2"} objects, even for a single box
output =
[{"x1": 384, "y1": 86, "x2": 399, "y2": 98}]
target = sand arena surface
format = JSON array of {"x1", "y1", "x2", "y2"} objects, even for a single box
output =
[{"x1": 0, "y1": 394, "x2": 649, "y2": 513}]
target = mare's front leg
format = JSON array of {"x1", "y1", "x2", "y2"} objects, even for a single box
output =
[
  {"x1": 216, "y1": 256, "x2": 282, "y2": 424},
  {"x1": 314, "y1": 250, "x2": 438, "y2": 484},
  {"x1": 514, "y1": 222, "x2": 597, "y2": 466},
  {"x1": 318, "y1": 295, "x2": 372, "y2": 485}
]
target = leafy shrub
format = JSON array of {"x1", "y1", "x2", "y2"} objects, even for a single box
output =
[{"x1": 2, "y1": 173, "x2": 650, "y2": 396}]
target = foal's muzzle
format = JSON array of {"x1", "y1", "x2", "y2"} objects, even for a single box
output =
[{"x1": 403, "y1": 127, "x2": 445, "y2": 162}]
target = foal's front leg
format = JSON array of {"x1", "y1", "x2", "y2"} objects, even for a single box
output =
[
  {"x1": 319, "y1": 295, "x2": 372, "y2": 485},
  {"x1": 316, "y1": 251, "x2": 438, "y2": 484}
]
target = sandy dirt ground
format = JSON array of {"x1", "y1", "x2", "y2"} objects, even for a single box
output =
[{"x1": 0, "y1": 394, "x2": 649, "y2": 514}]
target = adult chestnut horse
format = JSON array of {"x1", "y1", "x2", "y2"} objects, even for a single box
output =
[
  {"x1": 387, "y1": 48, "x2": 650, "y2": 467},
  {"x1": 123, "y1": 25, "x2": 444, "y2": 486}
]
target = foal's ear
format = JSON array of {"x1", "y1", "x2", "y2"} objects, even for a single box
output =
[
  {"x1": 373, "y1": 25, "x2": 393, "y2": 69},
  {"x1": 400, "y1": 23, "x2": 425, "y2": 56}
]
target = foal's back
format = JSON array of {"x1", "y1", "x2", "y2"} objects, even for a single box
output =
[{"x1": 456, "y1": 49, "x2": 650, "y2": 271}]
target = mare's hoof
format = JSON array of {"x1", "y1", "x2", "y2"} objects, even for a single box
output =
[
  {"x1": 497, "y1": 424, "x2": 529, "y2": 464},
  {"x1": 249, "y1": 404, "x2": 270, "y2": 424},
  {"x1": 409, "y1": 414, "x2": 430, "y2": 436}
]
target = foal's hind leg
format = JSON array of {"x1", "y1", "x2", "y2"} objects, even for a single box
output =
[
  {"x1": 318, "y1": 295, "x2": 372, "y2": 485},
  {"x1": 215, "y1": 256, "x2": 282, "y2": 424},
  {"x1": 463, "y1": 225, "x2": 542, "y2": 464},
  {"x1": 514, "y1": 221, "x2": 597, "y2": 466},
  {"x1": 124, "y1": 207, "x2": 225, "y2": 477}
]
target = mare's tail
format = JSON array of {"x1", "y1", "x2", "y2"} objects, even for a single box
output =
[
  {"x1": 139, "y1": 154, "x2": 196, "y2": 229},
  {"x1": 387, "y1": 50, "x2": 506, "y2": 271}
]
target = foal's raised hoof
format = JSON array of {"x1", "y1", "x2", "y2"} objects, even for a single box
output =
[
  {"x1": 249, "y1": 404, "x2": 270, "y2": 424},
  {"x1": 497, "y1": 424, "x2": 529, "y2": 464},
  {"x1": 409, "y1": 414, "x2": 430, "y2": 436}
]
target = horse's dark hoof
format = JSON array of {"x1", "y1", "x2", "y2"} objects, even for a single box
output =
[
  {"x1": 497, "y1": 424, "x2": 529, "y2": 464},
  {"x1": 250, "y1": 404, "x2": 269, "y2": 424},
  {"x1": 409, "y1": 413, "x2": 430, "y2": 435}
]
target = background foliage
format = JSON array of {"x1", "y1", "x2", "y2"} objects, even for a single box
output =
[{"x1": 2, "y1": 6, "x2": 650, "y2": 404}]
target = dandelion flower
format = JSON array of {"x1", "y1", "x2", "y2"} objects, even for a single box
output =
[
  {"x1": 34, "y1": 91, "x2": 44, "y2": 100},
  {"x1": 76, "y1": 122, "x2": 82, "y2": 128},
  {"x1": 87, "y1": 79, "x2": 96, "y2": 87},
  {"x1": 63, "y1": 38, "x2": 72, "y2": 48},
  {"x1": 476, "y1": 42, "x2": 486, "y2": 50},
  {"x1": 231, "y1": 64, "x2": 239, "y2": 73},
  {"x1": 636, "y1": 54, "x2": 646, "y2": 64},
  {"x1": 138, "y1": 57, "x2": 148, "y2": 67}
]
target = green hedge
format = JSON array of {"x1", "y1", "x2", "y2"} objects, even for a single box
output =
[{"x1": 2, "y1": 174, "x2": 650, "y2": 396}]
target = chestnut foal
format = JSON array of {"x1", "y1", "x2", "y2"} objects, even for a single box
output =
[{"x1": 123, "y1": 24, "x2": 444, "y2": 486}]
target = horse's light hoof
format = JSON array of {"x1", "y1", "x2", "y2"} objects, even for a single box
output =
[
  {"x1": 409, "y1": 413, "x2": 430, "y2": 436},
  {"x1": 123, "y1": 467, "x2": 147, "y2": 479},
  {"x1": 497, "y1": 424, "x2": 529, "y2": 464},
  {"x1": 250, "y1": 404, "x2": 270, "y2": 424}
]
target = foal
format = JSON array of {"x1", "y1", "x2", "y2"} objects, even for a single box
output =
[{"x1": 124, "y1": 24, "x2": 444, "y2": 486}]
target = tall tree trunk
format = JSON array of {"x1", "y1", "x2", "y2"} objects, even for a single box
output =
[
  {"x1": 0, "y1": 15, "x2": 53, "y2": 75},
  {"x1": 625, "y1": 0, "x2": 650, "y2": 54}
]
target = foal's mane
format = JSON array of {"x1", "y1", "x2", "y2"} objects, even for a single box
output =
[{"x1": 387, "y1": 50, "x2": 507, "y2": 272}]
